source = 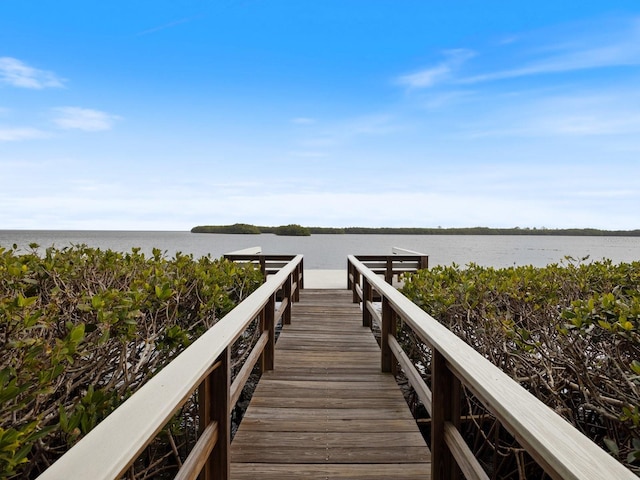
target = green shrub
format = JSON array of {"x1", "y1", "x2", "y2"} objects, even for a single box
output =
[
  {"x1": 401, "y1": 259, "x2": 640, "y2": 474},
  {"x1": 0, "y1": 244, "x2": 262, "y2": 478}
]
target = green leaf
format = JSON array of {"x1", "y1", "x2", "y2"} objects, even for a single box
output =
[
  {"x1": 603, "y1": 437, "x2": 619, "y2": 456},
  {"x1": 17, "y1": 295, "x2": 37, "y2": 308},
  {"x1": 627, "y1": 450, "x2": 640, "y2": 464},
  {"x1": 69, "y1": 324, "x2": 85, "y2": 343}
]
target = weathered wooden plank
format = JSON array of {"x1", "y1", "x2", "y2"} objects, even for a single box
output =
[
  {"x1": 242, "y1": 407, "x2": 415, "y2": 421},
  {"x1": 248, "y1": 395, "x2": 409, "y2": 409},
  {"x1": 259, "y1": 372, "x2": 388, "y2": 382},
  {"x1": 255, "y1": 378, "x2": 400, "y2": 390},
  {"x1": 236, "y1": 418, "x2": 420, "y2": 433},
  {"x1": 250, "y1": 386, "x2": 404, "y2": 400},
  {"x1": 231, "y1": 431, "x2": 427, "y2": 448},
  {"x1": 263, "y1": 367, "x2": 382, "y2": 377},
  {"x1": 231, "y1": 463, "x2": 431, "y2": 479},
  {"x1": 231, "y1": 446, "x2": 430, "y2": 463},
  {"x1": 274, "y1": 353, "x2": 385, "y2": 365}
]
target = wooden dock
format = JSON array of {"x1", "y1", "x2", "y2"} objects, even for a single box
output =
[{"x1": 230, "y1": 289, "x2": 431, "y2": 479}]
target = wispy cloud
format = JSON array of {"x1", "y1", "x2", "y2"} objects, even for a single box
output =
[
  {"x1": 463, "y1": 91, "x2": 640, "y2": 139},
  {"x1": 0, "y1": 57, "x2": 65, "y2": 89},
  {"x1": 299, "y1": 114, "x2": 401, "y2": 149},
  {"x1": 291, "y1": 117, "x2": 316, "y2": 125},
  {"x1": 136, "y1": 16, "x2": 202, "y2": 36},
  {"x1": 395, "y1": 17, "x2": 640, "y2": 91},
  {"x1": 52, "y1": 107, "x2": 121, "y2": 131},
  {"x1": 460, "y1": 17, "x2": 640, "y2": 84},
  {"x1": 288, "y1": 151, "x2": 327, "y2": 158},
  {"x1": 0, "y1": 127, "x2": 50, "y2": 142},
  {"x1": 422, "y1": 90, "x2": 476, "y2": 109},
  {"x1": 396, "y1": 49, "x2": 475, "y2": 88}
]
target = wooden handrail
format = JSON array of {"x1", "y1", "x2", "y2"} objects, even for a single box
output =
[
  {"x1": 348, "y1": 253, "x2": 428, "y2": 287},
  {"x1": 347, "y1": 255, "x2": 636, "y2": 480},
  {"x1": 38, "y1": 255, "x2": 303, "y2": 480},
  {"x1": 224, "y1": 253, "x2": 301, "y2": 277}
]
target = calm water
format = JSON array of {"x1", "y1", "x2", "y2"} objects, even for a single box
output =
[{"x1": 1, "y1": 230, "x2": 639, "y2": 269}]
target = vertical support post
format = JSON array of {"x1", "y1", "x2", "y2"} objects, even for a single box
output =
[
  {"x1": 352, "y1": 268, "x2": 360, "y2": 304},
  {"x1": 259, "y1": 256, "x2": 266, "y2": 278},
  {"x1": 420, "y1": 255, "x2": 429, "y2": 270},
  {"x1": 199, "y1": 347, "x2": 230, "y2": 480},
  {"x1": 431, "y1": 350, "x2": 462, "y2": 480},
  {"x1": 261, "y1": 294, "x2": 275, "y2": 371},
  {"x1": 362, "y1": 277, "x2": 372, "y2": 328},
  {"x1": 385, "y1": 257, "x2": 393, "y2": 284},
  {"x1": 347, "y1": 259, "x2": 352, "y2": 290},
  {"x1": 299, "y1": 258, "x2": 304, "y2": 292},
  {"x1": 381, "y1": 296, "x2": 397, "y2": 374},
  {"x1": 284, "y1": 274, "x2": 292, "y2": 325}
]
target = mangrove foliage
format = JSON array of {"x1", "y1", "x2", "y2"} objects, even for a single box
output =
[
  {"x1": 0, "y1": 244, "x2": 263, "y2": 479},
  {"x1": 400, "y1": 259, "x2": 640, "y2": 475},
  {"x1": 191, "y1": 224, "x2": 640, "y2": 236}
]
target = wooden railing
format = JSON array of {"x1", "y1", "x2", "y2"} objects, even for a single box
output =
[
  {"x1": 347, "y1": 252, "x2": 428, "y2": 304},
  {"x1": 347, "y1": 255, "x2": 636, "y2": 480},
  {"x1": 38, "y1": 255, "x2": 303, "y2": 480},
  {"x1": 225, "y1": 251, "x2": 304, "y2": 285}
]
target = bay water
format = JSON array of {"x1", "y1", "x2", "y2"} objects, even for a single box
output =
[{"x1": 1, "y1": 230, "x2": 639, "y2": 269}]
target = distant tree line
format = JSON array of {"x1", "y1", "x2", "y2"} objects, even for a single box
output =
[
  {"x1": 192, "y1": 223, "x2": 310, "y2": 236},
  {"x1": 191, "y1": 224, "x2": 640, "y2": 237}
]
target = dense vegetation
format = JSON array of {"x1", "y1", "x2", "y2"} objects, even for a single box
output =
[
  {"x1": 192, "y1": 224, "x2": 640, "y2": 236},
  {"x1": 0, "y1": 244, "x2": 263, "y2": 479},
  {"x1": 400, "y1": 259, "x2": 640, "y2": 475},
  {"x1": 272, "y1": 224, "x2": 311, "y2": 236},
  {"x1": 192, "y1": 223, "x2": 309, "y2": 235},
  {"x1": 191, "y1": 223, "x2": 261, "y2": 234}
]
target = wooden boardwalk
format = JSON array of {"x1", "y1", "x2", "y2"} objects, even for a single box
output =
[{"x1": 231, "y1": 289, "x2": 431, "y2": 479}]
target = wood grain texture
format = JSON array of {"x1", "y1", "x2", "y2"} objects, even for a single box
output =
[{"x1": 230, "y1": 289, "x2": 431, "y2": 479}]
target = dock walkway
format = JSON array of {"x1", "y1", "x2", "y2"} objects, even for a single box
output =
[{"x1": 230, "y1": 289, "x2": 431, "y2": 479}]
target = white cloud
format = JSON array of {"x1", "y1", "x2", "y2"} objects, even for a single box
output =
[
  {"x1": 288, "y1": 151, "x2": 327, "y2": 158},
  {"x1": 0, "y1": 57, "x2": 65, "y2": 89},
  {"x1": 298, "y1": 113, "x2": 402, "y2": 150},
  {"x1": 422, "y1": 90, "x2": 476, "y2": 109},
  {"x1": 292, "y1": 117, "x2": 316, "y2": 125},
  {"x1": 52, "y1": 107, "x2": 121, "y2": 131},
  {"x1": 0, "y1": 127, "x2": 50, "y2": 142},
  {"x1": 396, "y1": 49, "x2": 475, "y2": 88},
  {"x1": 462, "y1": 90, "x2": 640, "y2": 139}
]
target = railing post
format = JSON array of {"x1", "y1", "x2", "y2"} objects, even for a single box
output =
[
  {"x1": 362, "y1": 277, "x2": 372, "y2": 328},
  {"x1": 420, "y1": 255, "x2": 429, "y2": 270},
  {"x1": 381, "y1": 297, "x2": 397, "y2": 374},
  {"x1": 299, "y1": 257, "x2": 304, "y2": 292},
  {"x1": 261, "y1": 294, "x2": 276, "y2": 371},
  {"x1": 385, "y1": 257, "x2": 393, "y2": 284},
  {"x1": 431, "y1": 350, "x2": 462, "y2": 480},
  {"x1": 352, "y1": 268, "x2": 360, "y2": 304},
  {"x1": 199, "y1": 347, "x2": 230, "y2": 480},
  {"x1": 259, "y1": 255, "x2": 266, "y2": 278},
  {"x1": 284, "y1": 274, "x2": 292, "y2": 325}
]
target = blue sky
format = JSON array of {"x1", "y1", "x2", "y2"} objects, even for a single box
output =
[{"x1": 1, "y1": 1, "x2": 639, "y2": 230}]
